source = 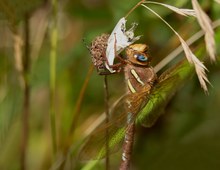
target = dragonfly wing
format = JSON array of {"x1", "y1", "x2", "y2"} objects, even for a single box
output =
[
  {"x1": 108, "y1": 95, "x2": 128, "y2": 127},
  {"x1": 78, "y1": 94, "x2": 132, "y2": 160},
  {"x1": 78, "y1": 121, "x2": 126, "y2": 160},
  {"x1": 79, "y1": 92, "x2": 148, "y2": 160},
  {"x1": 137, "y1": 76, "x2": 179, "y2": 127},
  {"x1": 137, "y1": 59, "x2": 194, "y2": 127}
]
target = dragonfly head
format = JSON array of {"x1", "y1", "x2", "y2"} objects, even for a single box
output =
[{"x1": 126, "y1": 44, "x2": 151, "y2": 66}]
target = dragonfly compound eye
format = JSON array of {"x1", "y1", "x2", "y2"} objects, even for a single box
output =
[{"x1": 134, "y1": 54, "x2": 148, "y2": 62}]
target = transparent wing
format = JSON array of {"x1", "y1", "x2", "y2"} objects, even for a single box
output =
[
  {"x1": 78, "y1": 92, "x2": 148, "y2": 160},
  {"x1": 137, "y1": 59, "x2": 194, "y2": 127}
]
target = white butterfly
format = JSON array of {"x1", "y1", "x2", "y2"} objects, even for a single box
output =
[{"x1": 105, "y1": 17, "x2": 141, "y2": 73}]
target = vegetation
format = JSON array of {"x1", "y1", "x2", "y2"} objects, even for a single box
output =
[{"x1": 0, "y1": 0, "x2": 220, "y2": 170}]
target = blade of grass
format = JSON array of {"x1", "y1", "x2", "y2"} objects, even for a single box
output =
[{"x1": 50, "y1": 0, "x2": 58, "y2": 156}]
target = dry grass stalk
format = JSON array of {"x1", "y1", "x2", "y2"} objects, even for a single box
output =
[
  {"x1": 30, "y1": 7, "x2": 49, "y2": 61},
  {"x1": 144, "y1": 1, "x2": 196, "y2": 17},
  {"x1": 214, "y1": 0, "x2": 220, "y2": 5},
  {"x1": 13, "y1": 33, "x2": 25, "y2": 88},
  {"x1": 179, "y1": 36, "x2": 210, "y2": 92},
  {"x1": 141, "y1": 4, "x2": 210, "y2": 93},
  {"x1": 192, "y1": 0, "x2": 216, "y2": 62}
]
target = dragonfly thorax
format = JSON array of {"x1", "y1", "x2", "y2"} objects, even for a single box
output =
[{"x1": 125, "y1": 44, "x2": 157, "y2": 94}]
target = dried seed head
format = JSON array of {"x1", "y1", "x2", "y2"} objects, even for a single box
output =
[{"x1": 90, "y1": 34, "x2": 110, "y2": 73}]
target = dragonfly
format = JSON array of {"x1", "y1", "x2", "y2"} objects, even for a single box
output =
[
  {"x1": 79, "y1": 42, "x2": 194, "y2": 167},
  {"x1": 117, "y1": 43, "x2": 158, "y2": 169}
]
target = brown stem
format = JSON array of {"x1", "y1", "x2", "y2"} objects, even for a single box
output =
[
  {"x1": 69, "y1": 64, "x2": 94, "y2": 135},
  {"x1": 58, "y1": 65, "x2": 94, "y2": 169},
  {"x1": 21, "y1": 12, "x2": 30, "y2": 170},
  {"x1": 125, "y1": 0, "x2": 145, "y2": 18},
  {"x1": 21, "y1": 80, "x2": 30, "y2": 170},
  {"x1": 104, "y1": 75, "x2": 110, "y2": 170}
]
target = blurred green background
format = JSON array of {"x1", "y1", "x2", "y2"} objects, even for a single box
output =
[{"x1": 0, "y1": 0, "x2": 220, "y2": 169}]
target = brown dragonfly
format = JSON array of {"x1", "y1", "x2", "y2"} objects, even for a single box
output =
[{"x1": 79, "y1": 41, "x2": 193, "y2": 165}]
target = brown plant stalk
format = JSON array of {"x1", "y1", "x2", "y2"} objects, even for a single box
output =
[
  {"x1": 20, "y1": 12, "x2": 31, "y2": 170},
  {"x1": 104, "y1": 75, "x2": 110, "y2": 170}
]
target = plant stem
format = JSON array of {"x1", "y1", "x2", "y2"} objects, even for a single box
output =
[
  {"x1": 58, "y1": 65, "x2": 94, "y2": 169},
  {"x1": 69, "y1": 65, "x2": 94, "y2": 136},
  {"x1": 50, "y1": 0, "x2": 58, "y2": 156},
  {"x1": 104, "y1": 75, "x2": 110, "y2": 170},
  {"x1": 125, "y1": 0, "x2": 145, "y2": 18},
  {"x1": 21, "y1": 12, "x2": 30, "y2": 170}
]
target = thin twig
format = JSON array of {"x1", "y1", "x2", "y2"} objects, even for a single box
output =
[
  {"x1": 125, "y1": 0, "x2": 145, "y2": 18},
  {"x1": 104, "y1": 75, "x2": 110, "y2": 170},
  {"x1": 21, "y1": 12, "x2": 30, "y2": 170},
  {"x1": 58, "y1": 65, "x2": 94, "y2": 169},
  {"x1": 69, "y1": 64, "x2": 94, "y2": 135}
]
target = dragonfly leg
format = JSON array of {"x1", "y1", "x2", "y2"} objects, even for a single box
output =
[{"x1": 102, "y1": 51, "x2": 125, "y2": 73}]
